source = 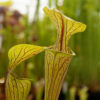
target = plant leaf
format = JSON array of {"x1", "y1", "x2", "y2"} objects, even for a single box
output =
[
  {"x1": 8, "y1": 44, "x2": 45, "y2": 72},
  {"x1": 43, "y1": 7, "x2": 86, "y2": 52},
  {"x1": 45, "y1": 49, "x2": 74, "y2": 100},
  {"x1": 44, "y1": 7, "x2": 86, "y2": 100},
  {"x1": 5, "y1": 74, "x2": 31, "y2": 100}
]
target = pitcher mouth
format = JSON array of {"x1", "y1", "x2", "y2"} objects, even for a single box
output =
[{"x1": 45, "y1": 46, "x2": 75, "y2": 56}]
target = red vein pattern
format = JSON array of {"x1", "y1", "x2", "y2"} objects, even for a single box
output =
[
  {"x1": 43, "y1": 7, "x2": 86, "y2": 53},
  {"x1": 6, "y1": 44, "x2": 44, "y2": 100},
  {"x1": 43, "y1": 7, "x2": 86, "y2": 100},
  {"x1": 8, "y1": 44, "x2": 44, "y2": 72},
  {"x1": 45, "y1": 49, "x2": 72, "y2": 100},
  {"x1": 6, "y1": 74, "x2": 31, "y2": 100}
]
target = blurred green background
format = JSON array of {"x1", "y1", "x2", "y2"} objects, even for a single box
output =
[{"x1": 0, "y1": 0, "x2": 100, "y2": 100}]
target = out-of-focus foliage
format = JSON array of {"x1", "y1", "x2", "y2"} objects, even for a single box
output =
[
  {"x1": 61, "y1": 0, "x2": 100, "y2": 87},
  {"x1": 0, "y1": 0, "x2": 12, "y2": 7}
]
